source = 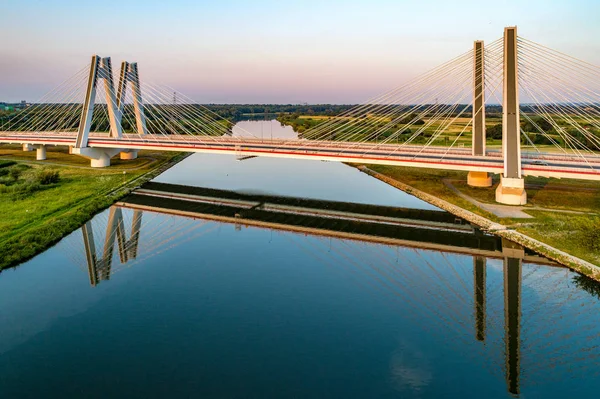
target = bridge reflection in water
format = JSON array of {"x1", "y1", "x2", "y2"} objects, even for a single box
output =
[{"x1": 64, "y1": 184, "x2": 598, "y2": 396}]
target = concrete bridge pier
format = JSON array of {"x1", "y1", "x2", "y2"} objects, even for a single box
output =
[
  {"x1": 71, "y1": 147, "x2": 122, "y2": 167},
  {"x1": 120, "y1": 150, "x2": 138, "y2": 160},
  {"x1": 468, "y1": 171, "x2": 492, "y2": 187},
  {"x1": 496, "y1": 27, "x2": 527, "y2": 205},
  {"x1": 35, "y1": 145, "x2": 46, "y2": 160},
  {"x1": 23, "y1": 144, "x2": 47, "y2": 160},
  {"x1": 468, "y1": 40, "x2": 492, "y2": 188}
]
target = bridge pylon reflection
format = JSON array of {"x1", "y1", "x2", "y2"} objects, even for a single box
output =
[
  {"x1": 472, "y1": 240, "x2": 523, "y2": 395},
  {"x1": 83, "y1": 207, "x2": 142, "y2": 286},
  {"x1": 473, "y1": 256, "x2": 487, "y2": 342},
  {"x1": 502, "y1": 239, "x2": 523, "y2": 395}
]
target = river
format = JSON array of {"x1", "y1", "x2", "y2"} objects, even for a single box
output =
[{"x1": 0, "y1": 120, "x2": 599, "y2": 398}]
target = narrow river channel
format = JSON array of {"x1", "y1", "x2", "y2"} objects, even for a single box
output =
[{"x1": 1, "y1": 120, "x2": 599, "y2": 398}]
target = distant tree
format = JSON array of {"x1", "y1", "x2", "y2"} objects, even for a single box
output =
[
  {"x1": 487, "y1": 123, "x2": 503, "y2": 139},
  {"x1": 522, "y1": 117, "x2": 553, "y2": 133},
  {"x1": 532, "y1": 133, "x2": 554, "y2": 145},
  {"x1": 573, "y1": 273, "x2": 600, "y2": 300},
  {"x1": 398, "y1": 113, "x2": 425, "y2": 125}
]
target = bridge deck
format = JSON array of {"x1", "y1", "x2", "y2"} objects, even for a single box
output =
[{"x1": 2, "y1": 131, "x2": 600, "y2": 180}]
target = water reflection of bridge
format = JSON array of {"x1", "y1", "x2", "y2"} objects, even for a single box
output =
[
  {"x1": 70, "y1": 184, "x2": 599, "y2": 396},
  {"x1": 82, "y1": 207, "x2": 142, "y2": 286}
]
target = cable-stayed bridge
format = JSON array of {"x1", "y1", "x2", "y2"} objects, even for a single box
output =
[{"x1": 2, "y1": 27, "x2": 600, "y2": 205}]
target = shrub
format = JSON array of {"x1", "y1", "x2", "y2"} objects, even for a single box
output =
[
  {"x1": 36, "y1": 169, "x2": 60, "y2": 185},
  {"x1": 0, "y1": 161, "x2": 16, "y2": 169},
  {"x1": 577, "y1": 217, "x2": 600, "y2": 252},
  {"x1": 532, "y1": 133, "x2": 554, "y2": 145},
  {"x1": 9, "y1": 168, "x2": 21, "y2": 180},
  {"x1": 487, "y1": 123, "x2": 503, "y2": 139}
]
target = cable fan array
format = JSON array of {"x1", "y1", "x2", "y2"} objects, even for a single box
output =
[
  {"x1": 0, "y1": 59, "x2": 256, "y2": 143},
  {"x1": 292, "y1": 39, "x2": 504, "y2": 154},
  {"x1": 517, "y1": 37, "x2": 600, "y2": 162}
]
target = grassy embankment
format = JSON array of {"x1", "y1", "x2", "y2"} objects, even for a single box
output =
[{"x1": 0, "y1": 145, "x2": 188, "y2": 271}]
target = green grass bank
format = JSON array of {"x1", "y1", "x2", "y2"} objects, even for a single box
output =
[
  {"x1": 354, "y1": 163, "x2": 600, "y2": 276},
  {"x1": 0, "y1": 145, "x2": 189, "y2": 271}
]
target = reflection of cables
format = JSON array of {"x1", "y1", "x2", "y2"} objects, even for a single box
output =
[{"x1": 309, "y1": 235, "x2": 504, "y2": 376}]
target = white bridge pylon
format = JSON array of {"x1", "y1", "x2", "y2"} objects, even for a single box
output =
[{"x1": 72, "y1": 55, "x2": 146, "y2": 166}]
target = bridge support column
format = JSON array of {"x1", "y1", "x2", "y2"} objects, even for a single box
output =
[
  {"x1": 72, "y1": 55, "x2": 126, "y2": 167},
  {"x1": 71, "y1": 147, "x2": 122, "y2": 167},
  {"x1": 468, "y1": 171, "x2": 492, "y2": 187},
  {"x1": 75, "y1": 56, "x2": 123, "y2": 149},
  {"x1": 496, "y1": 27, "x2": 526, "y2": 205},
  {"x1": 468, "y1": 40, "x2": 492, "y2": 188},
  {"x1": 35, "y1": 145, "x2": 46, "y2": 161},
  {"x1": 120, "y1": 150, "x2": 138, "y2": 160},
  {"x1": 117, "y1": 62, "x2": 147, "y2": 136},
  {"x1": 22, "y1": 143, "x2": 33, "y2": 152}
]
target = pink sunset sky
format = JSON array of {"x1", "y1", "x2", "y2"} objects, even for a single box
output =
[{"x1": 1, "y1": 0, "x2": 599, "y2": 104}]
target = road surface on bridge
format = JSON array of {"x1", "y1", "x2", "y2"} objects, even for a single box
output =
[{"x1": 2, "y1": 131, "x2": 600, "y2": 181}]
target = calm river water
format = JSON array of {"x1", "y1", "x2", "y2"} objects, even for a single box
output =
[{"x1": 1, "y1": 120, "x2": 599, "y2": 398}]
